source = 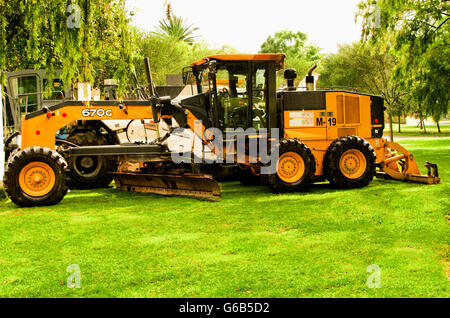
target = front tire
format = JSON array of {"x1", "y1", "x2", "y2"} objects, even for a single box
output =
[
  {"x1": 267, "y1": 139, "x2": 316, "y2": 193},
  {"x1": 4, "y1": 147, "x2": 68, "y2": 207},
  {"x1": 323, "y1": 136, "x2": 376, "y2": 188}
]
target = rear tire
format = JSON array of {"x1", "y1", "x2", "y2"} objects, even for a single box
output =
[
  {"x1": 267, "y1": 138, "x2": 315, "y2": 193},
  {"x1": 4, "y1": 147, "x2": 68, "y2": 207},
  {"x1": 323, "y1": 136, "x2": 376, "y2": 188},
  {"x1": 65, "y1": 131, "x2": 117, "y2": 189}
]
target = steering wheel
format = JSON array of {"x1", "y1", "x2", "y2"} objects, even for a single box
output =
[
  {"x1": 219, "y1": 87, "x2": 230, "y2": 97},
  {"x1": 252, "y1": 108, "x2": 266, "y2": 127},
  {"x1": 228, "y1": 105, "x2": 249, "y2": 128}
]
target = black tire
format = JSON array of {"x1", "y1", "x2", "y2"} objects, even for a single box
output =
[
  {"x1": 5, "y1": 145, "x2": 18, "y2": 163},
  {"x1": 6, "y1": 147, "x2": 20, "y2": 164},
  {"x1": 237, "y1": 165, "x2": 261, "y2": 186},
  {"x1": 65, "y1": 131, "x2": 117, "y2": 189},
  {"x1": 323, "y1": 136, "x2": 376, "y2": 189},
  {"x1": 4, "y1": 147, "x2": 68, "y2": 207},
  {"x1": 4, "y1": 132, "x2": 20, "y2": 162},
  {"x1": 267, "y1": 138, "x2": 316, "y2": 193}
]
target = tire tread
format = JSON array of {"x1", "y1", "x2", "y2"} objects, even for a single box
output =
[{"x1": 323, "y1": 135, "x2": 376, "y2": 188}]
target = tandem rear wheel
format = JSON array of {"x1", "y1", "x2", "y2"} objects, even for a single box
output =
[
  {"x1": 268, "y1": 138, "x2": 316, "y2": 193},
  {"x1": 323, "y1": 136, "x2": 376, "y2": 188}
]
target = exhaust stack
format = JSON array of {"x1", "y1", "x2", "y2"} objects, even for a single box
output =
[{"x1": 305, "y1": 64, "x2": 317, "y2": 91}]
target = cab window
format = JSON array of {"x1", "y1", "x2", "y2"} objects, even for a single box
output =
[
  {"x1": 10, "y1": 75, "x2": 39, "y2": 114},
  {"x1": 200, "y1": 70, "x2": 210, "y2": 94},
  {"x1": 43, "y1": 79, "x2": 65, "y2": 100},
  {"x1": 215, "y1": 64, "x2": 249, "y2": 129},
  {"x1": 252, "y1": 67, "x2": 268, "y2": 129}
]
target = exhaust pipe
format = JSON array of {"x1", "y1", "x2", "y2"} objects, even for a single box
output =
[{"x1": 305, "y1": 64, "x2": 317, "y2": 91}]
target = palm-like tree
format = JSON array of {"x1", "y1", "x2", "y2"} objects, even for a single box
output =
[{"x1": 154, "y1": 2, "x2": 198, "y2": 44}]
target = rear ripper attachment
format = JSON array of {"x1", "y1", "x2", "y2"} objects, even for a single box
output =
[{"x1": 377, "y1": 141, "x2": 440, "y2": 184}]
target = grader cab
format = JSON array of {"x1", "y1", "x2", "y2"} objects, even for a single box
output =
[{"x1": 3, "y1": 54, "x2": 440, "y2": 207}]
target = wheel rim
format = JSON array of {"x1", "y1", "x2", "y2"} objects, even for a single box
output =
[
  {"x1": 277, "y1": 152, "x2": 305, "y2": 183},
  {"x1": 73, "y1": 155, "x2": 102, "y2": 177},
  {"x1": 339, "y1": 149, "x2": 367, "y2": 179},
  {"x1": 19, "y1": 162, "x2": 56, "y2": 197}
]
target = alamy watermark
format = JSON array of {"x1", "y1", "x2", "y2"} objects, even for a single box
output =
[
  {"x1": 66, "y1": 264, "x2": 81, "y2": 288},
  {"x1": 367, "y1": 4, "x2": 381, "y2": 29},
  {"x1": 366, "y1": 264, "x2": 381, "y2": 288},
  {"x1": 169, "y1": 120, "x2": 280, "y2": 175},
  {"x1": 66, "y1": 4, "x2": 81, "y2": 29}
]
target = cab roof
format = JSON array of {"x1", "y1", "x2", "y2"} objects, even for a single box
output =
[{"x1": 191, "y1": 53, "x2": 285, "y2": 70}]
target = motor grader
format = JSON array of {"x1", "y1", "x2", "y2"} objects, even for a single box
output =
[{"x1": 3, "y1": 54, "x2": 440, "y2": 207}]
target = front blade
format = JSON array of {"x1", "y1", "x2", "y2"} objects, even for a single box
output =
[{"x1": 113, "y1": 172, "x2": 221, "y2": 199}]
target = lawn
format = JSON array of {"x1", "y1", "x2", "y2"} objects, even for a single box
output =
[
  {"x1": 0, "y1": 138, "x2": 449, "y2": 298},
  {"x1": 385, "y1": 123, "x2": 450, "y2": 137}
]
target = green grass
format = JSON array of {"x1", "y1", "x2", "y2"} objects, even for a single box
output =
[
  {"x1": 0, "y1": 138, "x2": 449, "y2": 298},
  {"x1": 385, "y1": 123, "x2": 450, "y2": 137}
]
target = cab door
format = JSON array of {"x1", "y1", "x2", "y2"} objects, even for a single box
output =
[
  {"x1": 214, "y1": 62, "x2": 251, "y2": 130},
  {"x1": 250, "y1": 62, "x2": 269, "y2": 131}
]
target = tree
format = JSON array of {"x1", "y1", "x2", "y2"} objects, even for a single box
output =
[
  {"x1": 0, "y1": 0, "x2": 137, "y2": 95},
  {"x1": 153, "y1": 1, "x2": 198, "y2": 44},
  {"x1": 259, "y1": 30, "x2": 321, "y2": 84},
  {"x1": 135, "y1": 31, "x2": 239, "y2": 86},
  {"x1": 134, "y1": 0, "x2": 239, "y2": 87},
  {"x1": 318, "y1": 42, "x2": 409, "y2": 140},
  {"x1": 357, "y1": 0, "x2": 450, "y2": 131}
]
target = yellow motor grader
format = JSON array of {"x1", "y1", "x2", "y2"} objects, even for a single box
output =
[{"x1": 4, "y1": 54, "x2": 439, "y2": 207}]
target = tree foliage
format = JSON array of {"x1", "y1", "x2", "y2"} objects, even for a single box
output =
[
  {"x1": 318, "y1": 42, "x2": 409, "y2": 138},
  {"x1": 318, "y1": 42, "x2": 407, "y2": 107},
  {"x1": 135, "y1": 32, "x2": 238, "y2": 86},
  {"x1": 153, "y1": 2, "x2": 198, "y2": 44},
  {"x1": 259, "y1": 30, "x2": 321, "y2": 82},
  {"x1": 357, "y1": 0, "x2": 450, "y2": 128},
  {"x1": 0, "y1": 0, "x2": 137, "y2": 95}
]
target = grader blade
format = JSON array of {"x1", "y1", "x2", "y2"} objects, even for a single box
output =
[
  {"x1": 113, "y1": 172, "x2": 221, "y2": 199},
  {"x1": 376, "y1": 141, "x2": 440, "y2": 184}
]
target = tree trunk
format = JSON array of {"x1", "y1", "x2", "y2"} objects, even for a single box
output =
[
  {"x1": 417, "y1": 106, "x2": 424, "y2": 130},
  {"x1": 397, "y1": 111, "x2": 401, "y2": 133},
  {"x1": 388, "y1": 112, "x2": 394, "y2": 142},
  {"x1": 0, "y1": 84, "x2": 4, "y2": 182},
  {"x1": 423, "y1": 121, "x2": 427, "y2": 133},
  {"x1": 436, "y1": 120, "x2": 441, "y2": 133}
]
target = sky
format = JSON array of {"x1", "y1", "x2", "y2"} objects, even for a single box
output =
[{"x1": 126, "y1": 0, "x2": 364, "y2": 54}]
